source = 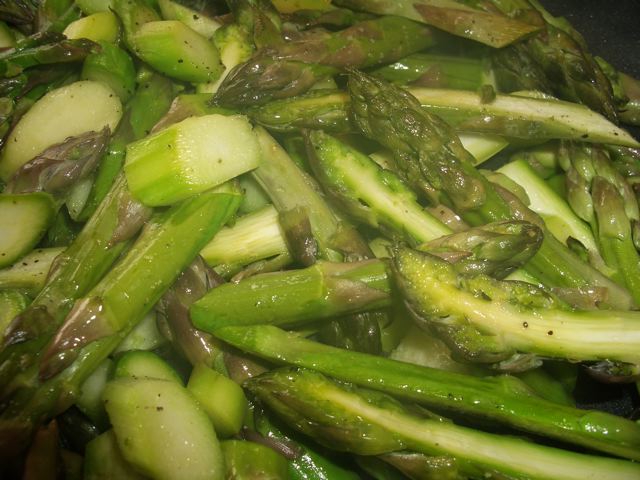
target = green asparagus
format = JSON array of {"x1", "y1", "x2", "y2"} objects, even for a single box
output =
[
  {"x1": 348, "y1": 70, "x2": 636, "y2": 309},
  {"x1": 247, "y1": 367, "x2": 640, "y2": 479},
  {"x1": 214, "y1": 15, "x2": 437, "y2": 106},
  {"x1": 215, "y1": 325, "x2": 640, "y2": 461},
  {"x1": 0, "y1": 2, "x2": 639, "y2": 478}
]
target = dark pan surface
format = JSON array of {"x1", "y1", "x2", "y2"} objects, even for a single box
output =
[{"x1": 541, "y1": 0, "x2": 640, "y2": 79}]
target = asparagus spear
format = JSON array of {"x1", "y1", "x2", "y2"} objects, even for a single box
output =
[
  {"x1": 247, "y1": 86, "x2": 639, "y2": 147},
  {"x1": 4, "y1": 128, "x2": 110, "y2": 195},
  {"x1": 348, "y1": 70, "x2": 635, "y2": 309},
  {"x1": 215, "y1": 325, "x2": 640, "y2": 461},
  {"x1": 479, "y1": 0, "x2": 617, "y2": 123},
  {"x1": 332, "y1": 0, "x2": 540, "y2": 49},
  {"x1": 247, "y1": 367, "x2": 640, "y2": 479},
  {"x1": 251, "y1": 406, "x2": 362, "y2": 480},
  {"x1": 392, "y1": 245, "x2": 640, "y2": 366},
  {"x1": 214, "y1": 15, "x2": 437, "y2": 107},
  {"x1": 191, "y1": 221, "x2": 543, "y2": 331},
  {"x1": 371, "y1": 52, "x2": 490, "y2": 89},
  {"x1": 253, "y1": 126, "x2": 371, "y2": 262},
  {"x1": 0, "y1": 185, "x2": 241, "y2": 456},
  {"x1": 156, "y1": 256, "x2": 227, "y2": 370}
]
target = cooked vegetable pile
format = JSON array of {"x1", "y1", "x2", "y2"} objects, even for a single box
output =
[{"x1": 0, "y1": 0, "x2": 640, "y2": 479}]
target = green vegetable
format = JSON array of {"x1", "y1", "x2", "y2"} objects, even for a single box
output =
[
  {"x1": 124, "y1": 114, "x2": 260, "y2": 206},
  {"x1": 333, "y1": 0, "x2": 540, "y2": 48},
  {"x1": 0, "y1": 80, "x2": 123, "y2": 182},
  {"x1": 221, "y1": 440, "x2": 289, "y2": 480},
  {"x1": 103, "y1": 377, "x2": 224, "y2": 480},
  {"x1": 84, "y1": 430, "x2": 145, "y2": 480},
  {"x1": 62, "y1": 11, "x2": 120, "y2": 43},
  {"x1": 215, "y1": 325, "x2": 640, "y2": 461},
  {"x1": 187, "y1": 364, "x2": 248, "y2": 437},
  {"x1": 248, "y1": 367, "x2": 640, "y2": 480},
  {"x1": 114, "y1": 350, "x2": 182, "y2": 383},
  {"x1": 0, "y1": 193, "x2": 56, "y2": 268},
  {"x1": 131, "y1": 20, "x2": 224, "y2": 84}
]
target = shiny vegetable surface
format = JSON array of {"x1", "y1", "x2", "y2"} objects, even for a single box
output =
[{"x1": 0, "y1": 1, "x2": 639, "y2": 479}]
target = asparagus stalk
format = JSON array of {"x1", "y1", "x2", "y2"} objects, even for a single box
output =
[
  {"x1": 214, "y1": 15, "x2": 437, "y2": 107},
  {"x1": 215, "y1": 325, "x2": 640, "y2": 461},
  {"x1": 200, "y1": 205, "x2": 291, "y2": 276},
  {"x1": 191, "y1": 221, "x2": 543, "y2": 331},
  {"x1": 77, "y1": 71, "x2": 175, "y2": 221},
  {"x1": 0, "y1": 185, "x2": 241, "y2": 457},
  {"x1": 306, "y1": 129, "x2": 451, "y2": 245},
  {"x1": 332, "y1": 0, "x2": 539, "y2": 49},
  {"x1": 157, "y1": 256, "x2": 227, "y2": 370},
  {"x1": 251, "y1": 406, "x2": 361, "y2": 480},
  {"x1": 392, "y1": 246, "x2": 640, "y2": 366},
  {"x1": 247, "y1": 87, "x2": 638, "y2": 148},
  {"x1": 497, "y1": 157, "x2": 610, "y2": 275},
  {"x1": 371, "y1": 52, "x2": 489, "y2": 89},
  {"x1": 348, "y1": 70, "x2": 635, "y2": 310},
  {"x1": 0, "y1": 247, "x2": 64, "y2": 294},
  {"x1": 489, "y1": 0, "x2": 618, "y2": 122},
  {"x1": 252, "y1": 127, "x2": 386, "y2": 353},
  {"x1": 253, "y1": 126, "x2": 371, "y2": 261},
  {"x1": 247, "y1": 367, "x2": 640, "y2": 480},
  {"x1": 192, "y1": 259, "x2": 389, "y2": 330}
]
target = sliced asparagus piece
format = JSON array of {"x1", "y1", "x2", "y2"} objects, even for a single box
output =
[
  {"x1": 0, "y1": 80, "x2": 123, "y2": 182},
  {"x1": 103, "y1": 377, "x2": 224, "y2": 480},
  {"x1": 0, "y1": 193, "x2": 56, "y2": 268},
  {"x1": 131, "y1": 20, "x2": 223, "y2": 84},
  {"x1": 200, "y1": 205, "x2": 290, "y2": 274},
  {"x1": 125, "y1": 114, "x2": 260, "y2": 206}
]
